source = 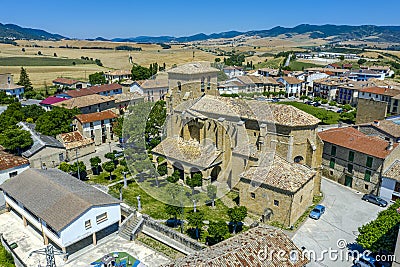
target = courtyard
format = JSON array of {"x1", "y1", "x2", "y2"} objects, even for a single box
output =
[{"x1": 292, "y1": 178, "x2": 384, "y2": 267}]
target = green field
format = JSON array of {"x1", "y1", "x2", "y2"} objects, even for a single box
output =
[
  {"x1": 0, "y1": 56, "x2": 95, "y2": 66},
  {"x1": 277, "y1": 101, "x2": 341, "y2": 124},
  {"x1": 288, "y1": 60, "x2": 323, "y2": 71}
]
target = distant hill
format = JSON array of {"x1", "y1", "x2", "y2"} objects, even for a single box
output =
[
  {"x1": 0, "y1": 23, "x2": 65, "y2": 41},
  {"x1": 112, "y1": 24, "x2": 400, "y2": 43}
]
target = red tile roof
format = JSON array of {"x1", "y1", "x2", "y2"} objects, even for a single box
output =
[
  {"x1": 360, "y1": 86, "x2": 400, "y2": 97},
  {"x1": 318, "y1": 127, "x2": 397, "y2": 159},
  {"x1": 40, "y1": 96, "x2": 67, "y2": 105},
  {"x1": 53, "y1": 78, "x2": 79, "y2": 85},
  {"x1": 66, "y1": 83, "x2": 122, "y2": 98},
  {"x1": 75, "y1": 110, "x2": 118, "y2": 123},
  {"x1": 0, "y1": 148, "x2": 29, "y2": 171}
]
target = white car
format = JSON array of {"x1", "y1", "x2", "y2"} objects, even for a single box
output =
[{"x1": 288, "y1": 96, "x2": 296, "y2": 100}]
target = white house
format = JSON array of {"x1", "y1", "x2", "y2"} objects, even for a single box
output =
[
  {"x1": 380, "y1": 160, "x2": 400, "y2": 202},
  {"x1": 0, "y1": 148, "x2": 30, "y2": 185},
  {"x1": 104, "y1": 70, "x2": 132, "y2": 83},
  {"x1": 129, "y1": 78, "x2": 168, "y2": 102},
  {"x1": 0, "y1": 73, "x2": 24, "y2": 99},
  {"x1": 0, "y1": 168, "x2": 121, "y2": 255},
  {"x1": 223, "y1": 66, "x2": 245, "y2": 78},
  {"x1": 276, "y1": 76, "x2": 304, "y2": 97}
]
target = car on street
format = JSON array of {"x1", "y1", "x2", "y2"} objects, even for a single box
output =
[
  {"x1": 288, "y1": 96, "x2": 296, "y2": 100},
  {"x1": 336, "y1": 108, "x2": 343, "y2": 113},
  {"x1": 305, "y1": 100, "x2": 313, "y2": 105},
  {"x1": 361, "y1": 194, "x2": 388, "y2": 207},
  {"x1": 309, "y1": 204, "x2": 325, "y2": 220},
  {"x1": 271, "y1": 98, "x2": 280, "y2": 102},
  {"x1": 353, "y1": 254, "x2": 384, "y2": 267},
  {"x1": 313, "y1": 102, "x2": 321, "y2": 107}
]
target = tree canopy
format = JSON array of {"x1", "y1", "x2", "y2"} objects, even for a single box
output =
[
  {"x1": 356, "y1": 200, "x2": 400, "y2": 254},
  {"x1": 131, "y1": 65, "x2": 152, "y2": 80},
  {"x1": 228, "y1": 206, "x2": 247, "y2": 233},
  {"x1": 17, "y1": 67, "x2": 33, "y2": 92},
  {"x1": 89, "y1": 72, "x2": 106, "y2": 85},
  {"x1": 208, "y1": 220, "x2": 229, "y2": 244},
  {"x1": 102, "y1": 161, "x2": 115, "y2": 181},
  {"x1": 186, "y1": 210, "x2": 204, "y2": 240},
  {"x1": 0, "y1": 127, "x2": 33, "y2": 154},
  {"x1": 35, "y1": 106, "x2": 80, "y2": 136}
]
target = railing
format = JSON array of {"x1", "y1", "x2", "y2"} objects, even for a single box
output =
[
  {"x1": 0, "y1": 234, "x2": 27, "y2": 267},
  {"x1": 142, "y1": 214, "x2": 204, "y2": 252}
]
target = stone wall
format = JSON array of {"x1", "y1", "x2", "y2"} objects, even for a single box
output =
[{"x1": 356, "y1": 98, "x2": 388, "y2": 124}]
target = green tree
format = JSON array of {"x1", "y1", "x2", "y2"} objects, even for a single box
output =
[
  {"x1": 112, "y1": 117, "x2": 124, "y2": 138},
  {"x1": 105, "y1": 152, "x2": 116, "y2": 161},
  {"x1": 339, "y1": 55, "x2": 345, "y2": 61},
  {"x1": 58, "y1": 162, "x2": 71, "y2": 173},
  {"x1": 17, "y1": 67, "x2": 33, "y2": 92},
  {"x1": 0, "y1": 127, "x2": 33, "y2": 154},
  {"x1": 102, "y1": 161, "x2": 115, "y2": 181},
  {"x1": 186, "y1": 210, "x2": 204, "y2": 240},
  {"x1": 300, "y1": 95, "x2": 309, "y2": 101},
  {"x1": 207, "y1": 184, "x2": 217, "y2": 208},
  {"x1": 357, "y1": 58, "x2": 367, "y2": 65},
  {"x1": 22, "y1": 104, "x2": 45, "y2": 122},
  {"x1": 89, "y1": 72, "x2": 106, "y2": 85},
  {"x1": 356, "y1": 200, "x2": 400, "y2": 253},
  {"x1": 208, "y1": 220, "x2": 229, "y2": 244},
  {"x1": 186, "y1": 173, "x2": 202, "y2": 194},
  {"x1": 164, "y1": 204, "x2": 183, "y2": 226},
  {"x1": 131, "y1": 65, "x2": 152, "y2": 80},
  {"x1": 0, "y1": 243, "x2": 15, "y2": 267},
  {"x1": 35, "y1": 107, "x2": 80, "y2": 136},
  {"x1": 90, "y1": 156, "x2": 102, "y2": 174},
  {"x1": 70, "y1": 161, "x2": 87, "y2": 179},
  {"x1": 157, "y1": 164, "x2": 167, "y2": 176},
  {"x1": 227, "y1": 206, "x2": 247, "y2": 234}
]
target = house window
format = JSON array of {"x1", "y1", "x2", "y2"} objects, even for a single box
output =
[
  {"x1": 348, "y1": 151, "x2": 354, "y2": 162},
  {"x1": 274, "y1": 200, "x2": 279, "y2": 206},
  {"x1": 347, "y1": 164, "x2": 353, "y2": 173},
  {"x1": 300, "y1": 196, "x2": 303, "y2": 203},
  {"x1": 364, "y1": 170, "x2": 371, "y2": 182},
  {"x1": 329, "y1": 158, "x2": 335, "y2": 169},
  {"x1": 395, "y1": 182, "x2": 400, "y2": 193},
  {"x1": 96, "y1": 212, "x2": 108, "y2": 224},
  {"x1": 331, "y1": 146, "x2": 336, "y2": 156},
  {"x1": 251, "y1": 192, "x2": 255, "y2": 199},
  {"x1": 366, "y1": 157, "x2": 373, "y2": 168},
  {"x1": 365, "y1": 184, "x2": 369, "y2": 190},
  {"x1": 9, "y1": 171, "x2": 18, "y2": 178},
  {"x1": 85, "y1": 220, "x2": 91, "y2": 230},
  {"x1": 59, "y1": 153, "x2": 64, "y2": 162}
]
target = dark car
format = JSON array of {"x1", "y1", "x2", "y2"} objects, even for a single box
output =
[
  {"x1": 313, "y1": 102, "x2": 321, "y2": 107},
  {"x1": 305, "y1": 100, "x2": 313, "y2": 105},
  {"x1": 272, "y1": 98, "x2": 280, "y2": 102},
  {"x1": 353, "y1": 254, "x2": 384, "y2": 267},
  {"x1": 362, "y1": 194, "x2": 388, "y2": 207}
]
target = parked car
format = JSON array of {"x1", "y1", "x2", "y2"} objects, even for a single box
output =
[
  {"x1": 272, "y1": 98, "x2": 280, "y2": 102},
  {"x1": 305, "y1": 100, "x2": 313, "y2": 105},
  {"x1": 313, "y1": 102, "x2": 321, "y2": 107},
  {"x1": 353, "y1": 255, "x2": 384, "y2": 267},
  {"x1": 288, "y1": 96, "x2": 296, "y2": 100},
  {"x1": 309, "y1": 204, "x2": 325, "y2": 220},
  {"x1": 336, "y1": 108, "x2": 343, "y2": 113},
  {"x1": 362, "y1": 194, "x2": 388, "y2": 207}
]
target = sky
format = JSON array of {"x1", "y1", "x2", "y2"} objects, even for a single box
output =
[{"x1": 2, "y1": 0, "x2": 400, "y2": 39}]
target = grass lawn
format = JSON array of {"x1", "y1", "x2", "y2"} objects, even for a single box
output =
[
  {"x1": 277, "y1": 101, "x2": 341, "y2": 124},
  {"x1": 255, "y1": 57, "x2": 285, "y2": 69},
  {"x1": 0, "y1": 56, "x2": 95, "y2": 66},
  {"x1": 0, "y1": 243, "x2": 14, "y2": 267}
]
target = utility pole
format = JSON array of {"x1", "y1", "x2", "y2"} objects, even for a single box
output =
[
  {"x1": 76, "y1": 149, "x2": 80, "y2": 180},
  {"x1": 122, "y1": 171, "x2": 128, "y2": 188}
]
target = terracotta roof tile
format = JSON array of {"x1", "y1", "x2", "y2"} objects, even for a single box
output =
[
  {"x1": 65, "y1": 83, "x2": 121, "y2": 98},
  {"x1": 0, "y1": 148, "x2": 29, "y2": 171},
  {"x1": 53, "y1": 78, "x2": 79, "y2": 85},
  {"x1": 280, "y1": 76, "x2": 304, "y2": 85},
  {"x1": 384, "y1": 160, "x2": 400, "y2": 181},
  {"x1": 75, "y1": 110, "x2": 118, "y2": 123},
  {"x1": 360, "y1": 86, "x2": 400, "y2": 97},
  {"x1": 53, "y1": 94, "x2": 114, "y2": 109},
  {"x1": 318, "y1": 127, "x2": 396, "y2": 159}
]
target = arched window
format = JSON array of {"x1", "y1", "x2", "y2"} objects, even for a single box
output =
[
  {"x1": 177, "y1": 81, "x2": 182, "y2": 92},
  {"x1": 294, "y1": 155, "x2": 304, "y2": 163}
]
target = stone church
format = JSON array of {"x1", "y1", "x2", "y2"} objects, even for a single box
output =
[{"x1": 152, "y1": 63, "x2": 323, "y2": 227}]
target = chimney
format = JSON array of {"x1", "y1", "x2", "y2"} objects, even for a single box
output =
[{"x1": 387, "y1": 140, "x2": 394, "y2": 151}]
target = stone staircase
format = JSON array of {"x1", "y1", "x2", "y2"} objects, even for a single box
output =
[{"x1": 119, "y1": 214, "x2": 144, "y2": 241}]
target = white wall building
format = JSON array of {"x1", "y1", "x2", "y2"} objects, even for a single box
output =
[
  {"x1": 380, "y1": 160, "x2": 400, "y2": 202},
  {"x1": 223, "y1": 66, "x2": 245, "y2": 78},
  {"x1": 0, "y1": 168, "x2": 121, "y2": 255},
  {"x1": 0, "y1": 149, "x2": 30, "y2": 185}
]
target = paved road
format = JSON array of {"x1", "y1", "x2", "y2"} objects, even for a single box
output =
[
  {"x1": 284, "y1": 53, "x2": 292, "y2": 67},
  {"x1": 292, "y1": 178, "x2": 383, "y2": 267},
  {"x1": 77, "y1": 141, "x2": 123, "y2": 169}
]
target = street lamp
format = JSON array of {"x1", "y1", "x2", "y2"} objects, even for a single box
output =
[
  {"x1": 137, "y1": 195, "x2": 141, "y2": 211},
  {"x1": 122, "y1": 171, "x2": 128, "y2": 188}
]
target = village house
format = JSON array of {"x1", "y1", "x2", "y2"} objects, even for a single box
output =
[
  {"x1": 164, "y1": 226, "x2": 309, "y2": 267},
  {"x1": 152, "y1": 63, "x2": 323, "y2": 226},
  {"x1": 0, "y1": 147, "x2": 30, "y2": 185},
  {"x1": 130, "y1": 77, "x2": 169, "y2": 102},
  {"x1": 380, "y1": 160, "x2": 400, "y2": 202},
  {"x1": 348, "y1": 69, "x2": 385, "y2": 81},
  {"x1": 111, "y1": 92, "x2": 144, "y2": 114},
  {"x1": 318, "y1": 127, "x2": 400, "y2": 194},
  {"x1": 276, "y1": 76, "x2": 305, "y2": 97},
  {"x1": 356, "y1": 119, "x2": 400, "y2": 144},
  {"x1": 104, "y1": 70, "x2": 132, "y2": 83},
  {"x1": 53, "y1": 94, "x2": 116, "y2": 114},
  {"x1": 73, "y1": 110, "x2": 118, "y2": 146},
  {"x1": 52, "y1": 78, "x2": 88, "y2": 89},
  {"x1": 223, "y1": 66, "x2": 245, "y2": 78},
  {"x1": 0, "y1": 168, "x2": 121, "y2": 255},
  {"x1": 219, "y1": 75, "x2": 280, "y2": 95},
  {"x1": 240, "y1": 154, "x2": 316, "y2": 227},
  {"x1": 257, "y1": 67, "x2": 279, "y2": 77},
  {"x1": 56, "y1": 131, "x2": 95, "y2": 161},
  {"x1": 356, "y1": 86, "x2": 400, "y2": 124},
  {"x1": 39, "y1": 96, "x2": 67, "y2": 111},
  {"x1": 57, "y1": 83, "x2": 123, "y2": 99},
  {"x1": 0, "y1": 73, "x2": 24, "y2": 99},
  {"x1": 17, "y1": 122, "x2": 66, "y2": 169}
]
